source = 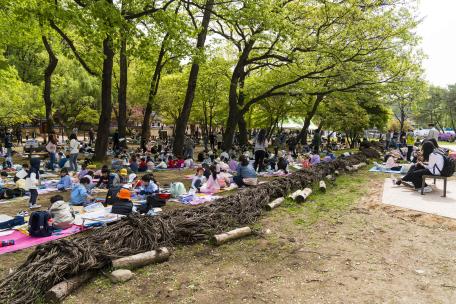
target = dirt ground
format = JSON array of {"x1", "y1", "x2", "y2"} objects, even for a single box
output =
[{"x1": 50, "y1": 171, "x2": 456, "y2": 304}]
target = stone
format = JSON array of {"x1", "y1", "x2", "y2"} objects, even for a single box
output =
[{"x1": 109, "y1": 269, "x2": 134, "y2": 283}]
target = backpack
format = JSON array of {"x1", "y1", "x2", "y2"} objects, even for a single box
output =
[
  {"x1": 435, "y1": 151, "x2": 455, "y2": 177},
  {"x1": 28, "y1": 211, "x2": 52, "y2": 237},
  {"x1": 104, "y1": 186, "x2": 122, "y2": 206}
]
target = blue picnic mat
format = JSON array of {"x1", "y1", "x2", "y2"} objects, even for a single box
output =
[{"x1": 369, "y1": 166, "x2": 404, "y2": 174}]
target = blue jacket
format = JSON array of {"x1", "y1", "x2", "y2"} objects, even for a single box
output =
[
  {"x1": 236, "y1": 164, "x2": 257, "y2": 178},
  {"x1": 70, "y1": 184, "x2": 89, "y2": 205},
  {"x1": 140, "y1": 182, "x2": 158, "y2": 195},
  {"x1": 57, "y1": 175, "x2": 72, "y2": 190}
]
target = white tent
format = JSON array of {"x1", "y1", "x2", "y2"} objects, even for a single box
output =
[{"x1": 281, "y1": 118, "x2": 317, "y2": 130}]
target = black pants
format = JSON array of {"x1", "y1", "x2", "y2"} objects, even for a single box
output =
[
  {"x1": 407, "y1": 145, "x2": 413, "y2": 161},
  {"x1": 29, "y1": 189, "x2": 38, "y2": 206},
  {"x1": 233, "y1": 175, "x2": 245, "y2": 187},
  {"x1": 402, "y1": 164, "x2": 431, "y2": 189},
  {"x1": 254, "y1": 150, "x2": 266, "y2": 172}
]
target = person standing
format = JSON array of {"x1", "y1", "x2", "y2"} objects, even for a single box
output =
[
  {"x1": 26, "y1": 158, "x2": 41, "y2": 209},
  {"x1": 311, "y1": 130, "x2": 322, "y2": 154},
  {"x1": 426, "y1": 123, "x2": 439, "y2": 142},
  {"x1": 4, "y1": 129, "x2": 13, "y2": 159},
  {"x1": 88, "y1": 128, "x2": 95, "y2": 146},
  {"x1": 69, "y1": 133, "x2": 80, "y2": 172},
  {"x1": 209, "y1": 133, "x2": 216, "y2": 151},
  {"x1": 112, "y1": 130, "x2": 120, "y2": 153},
  {"x1": 405, "y1": 129, "x2": 415, "y2": 161},
  {"x1": 46, "y1": 133, "x2": 58, "y2": 171},
  {"x1": 15, "y1": 127, "x2": 22, "y2": 145},
  {"x1": 216, "y1": 132, "x2": 223, "y2": 151},
  {"x1": 253, "y1": 129, "x2": 268, "y2": 172}
]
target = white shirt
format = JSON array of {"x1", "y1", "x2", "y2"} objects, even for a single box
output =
[
  {"x1": 427, "y1": 128, "x2": 439, "y2": 141},
  {"x1": 426, "y1": 152, "x2": 444, "y2": 175},
  {"x1": 70, "y1": 139, "x2": 80, "y2": 154},
  {"x1": 254, "y1": 138, "x2": 269, "y2": 152}
]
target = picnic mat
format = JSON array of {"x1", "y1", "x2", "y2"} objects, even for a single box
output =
[
  {"x1": 170, "y1": 193, "x2": 222, "y2": 206},
  {"x1": 0, "y1": 225, "x2": 82, "y2": 255},
  {"x1": 382, "y1": 178, "x2": 456, "y2": 219}
]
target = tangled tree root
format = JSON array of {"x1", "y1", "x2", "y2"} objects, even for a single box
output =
[{"x1": 0, "y1": 153, "x2": 367, "y2": 304}]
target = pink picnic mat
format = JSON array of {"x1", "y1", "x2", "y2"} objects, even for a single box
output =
[{"x1": 0, "y1": 225, "x2": 82, "y2": 255}]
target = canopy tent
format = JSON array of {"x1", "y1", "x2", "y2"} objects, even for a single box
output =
[{"x1": 281, "y1": 118, "x2": 317, "y2": 130}]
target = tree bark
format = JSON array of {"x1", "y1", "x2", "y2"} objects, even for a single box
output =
[
  {"x1": 140, "y1": 35, "x2": 167, "y2": 150},
  {"x1": 93, "y1": 35, "x2": 114, "y2": 161},
  {"x1": 237, "y1": 72, "x2": 248, "y2": 146},
  {"x1": 118, "y1": 31, "x2": 128, "y2": 147},
  {"x1": 42, "y1": 36, "x2": 58, "y2": 134},
  {"x1": 296, "y1": 94, "x2": 324, "y2": 144},
  {"x1": 173, "y1": 0, "x2": 215, "y2": 156}
]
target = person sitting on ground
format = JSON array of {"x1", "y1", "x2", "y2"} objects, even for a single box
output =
[
  {"x1": 138, "y1": 157, "x2": 147, "y2": 172},
  {"x1": 167, "y1": 155, "x2": 177, "y2": 168},
  {"x1": 13, "y1": 176, "x2": 26, "y2": 191},
  {"x1": 310, "y1": 153, "x2": 321, "y2": 166},
  {"x1": 197, "y1": 151, "x2": 205, "y2": 163},
  {"x1": 374, "y1": 155, "x2": 402, "y2": 172},
  {"x1": 176, "y1": 155, "x2": 185, "y2": 168},
  {"x1": 48, "y1": 194, "x2": 75, "y2": 229},
  {"x1": 201, "y1": 163, "x2": 211, "y2": 180},
  {"x1": 277, "y1": 154, "x2": 289, "y2": 173},
  {"x1": 96, "y1": 166, "x2": 120, "y2": 189},
  {"x1": 129, "y1": 156, "x2": 139, "y2": 173},
  {"x1": 111, "y1": 188, "x2": 134, "y2": 216},
  {"x1": 78, "y1": 163, "x2": 89, "y2": 180},
  {"x1": 228, "y1": 154, "x2": 238, "y2": 172},
  {"x1": 119, "y1": 168, "x2": 128, "y2": 184},
  {"x1": 233, "y1": 155, "x2": 257, "y2": 187},
  {"x1": 0, "y1": 171, "x2": 8, "y2": 199},
  {"x1": 201, "y1": 165, "x2": 222, "y2": 193},
  {"x1": 56, "y1": 168, "x2": 72, "y2": 191},
  {"x1": 70, "y1": 177, "x2": 93, "y2": 206},
  {"x1": 184, "y1": 156, "x2": 194, "y2": 168},
  {"x1": 139, "y1": 174, "x2": 159, "y2": 195},
  {"x1": 394, "y1": 141, "x2": 444, "y2": 193},
  {"x1": 191, "y1": 167, "x2": 206, "y2": 193},
  {"x1": 57, "y1": 152, "x2": 68, "y2": 169}
]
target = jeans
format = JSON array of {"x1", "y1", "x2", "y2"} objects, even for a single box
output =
[
  {"x1": 29, "y1": 189, "x2": 38, "y2": 206},
  {"x1": 402, "y1": 164, "x2": 432, "y2": 189},
  {"x1": 406, "y1": 146, "x2": 413, "y2": 161},
  {"x1": 49, "y1": 152, "x2": 56, "y2": 171},
  {"x1": 70, "y1": 153, "x2": 78, "y2": 171}
]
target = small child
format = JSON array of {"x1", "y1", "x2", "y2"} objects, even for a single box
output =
[
  {"x1": 48, "y1": 194, "x2": 75, "y2": 229},
  {"x1": 0, "y1": 171, "x2": 8, "y2": 199},
  {"x1": 111, "y1": 188, "x2": 133, "y2": 216},
  {"x1": 228, "y1": 154, "x2": 238, "y2": 172},
  {"x1": 191, "y1": 168, "x2": 206, "y2": 192},
  {"x1": 140, "y1": 174, "x2": 159, "y2": 195},
  {"x1": 138, "y1": 158, "x2": 147, "y2": 172},
  {"x1": 57, "y1": 168, "x2": 72, "y2": 191},
  {"x1": 15, "y1": 163, "x2": 29, "y2": 179},
  {"x1": 70, "y1": 177, "x2": 93, "y2": 206},
  {"x1": 58, "y1": 152, "x2": 68, "y2": 169},
  {"x1": 25, "y1": 158, "x2": 41, "y2": 209},
  {"x1": 78, "y1": 163, "x2": 89, "y2": 180},
  {"x1": 130, "y1": 156, "x2": 139, "y2": 173}
]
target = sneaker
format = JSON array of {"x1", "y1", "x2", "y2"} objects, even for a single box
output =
[
  {"x1": 29, "y1": 204, "x2": 42, "y2": 209},
  {"x1": 17, "y1": 210, "x2": 29, "y2": 217},
  {"x1": 419, "y1": 186, "x2": 432, "y2": 193}
]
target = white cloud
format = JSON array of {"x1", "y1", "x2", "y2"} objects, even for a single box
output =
[{"x1": 417, "y1": 0, "x2": 456, "y2": 87}]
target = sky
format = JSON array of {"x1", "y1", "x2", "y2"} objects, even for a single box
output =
[{"x1": 417, "y1": 0, "x2": 456, "y2": 87}]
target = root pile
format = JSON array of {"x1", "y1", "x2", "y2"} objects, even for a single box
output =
[{"x1": 0, "y1": 153, "x2": 367, "y2": 304}]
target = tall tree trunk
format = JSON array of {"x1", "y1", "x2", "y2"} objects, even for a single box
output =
[
  {"x1": 140, "y1": 35, "x2": 168, "y2": 150},
  {"x1": 173, "y1": 0, "x2": 215, "y2": 156},
  {"x1": 223, "y1": 41, "x2": 255, "y2": 151},
  {"x1": 296, "y1": 94, "x2": 324, "y2": 144},
  {"x1": 237, "y1": 72, "x2": 248, "y2": 146},
  {"x1": 118, "y1": 32, "x2": 128, "y2": 147},
  {"x1": 93, "y1": 36, "x2": 114, "y2": 161},
  {"x1": 42, "y1": 36, "x2": 58, "y2": 135}
]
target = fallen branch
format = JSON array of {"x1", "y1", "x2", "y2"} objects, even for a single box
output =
[
  {"x1": 210, "y1": 227, "x2": 252, "y2": 245},
  {"x1": 112, "y1": 248, "x2": 171, "y2": 269},
  {"x1": 45, "y1": 272, "x2": 95, "y2": 303},
  {"x1": 296, "y1": 188, "x2": 312, "y2": 203},
  {"x1": 319, "y1": 181, "x2": 327, "y2": 192},
  {"x1": 265, "y1": 197, "x2": 285, "y2": 211}
]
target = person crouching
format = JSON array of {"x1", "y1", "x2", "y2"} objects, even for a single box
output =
[{"x1": 112, "y1": 188, "x2": 133, "y2": 216}]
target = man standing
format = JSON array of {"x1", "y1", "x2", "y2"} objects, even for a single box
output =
[
  {"x1": 88, "y1": 128, "x2": 95, "y2": 146},
  {"x1": 405, "y1": 129, "x2": 415, "y2": 161},
  {"x1": 426, "y1": 123, "x2": 439, "y2": 142}
]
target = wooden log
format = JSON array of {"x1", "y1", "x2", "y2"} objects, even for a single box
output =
[
  {"x1": 334, "y1": 170, "x2": 340, "y2": 176},
  {"x1": 112, "y1": 247, "x2": 170, "y2": 269},
  {"x1": 346, "y1": 166, "x2": 355, "y2": 172},
  {"x1": 325, "y1": 174, "x2": 334, "y2": 181},
  {"x1": 319, "y1": 181, "x2": 327, "y2": 192},
  {"x1": 45, "y1": 272, "x2": 95, "y2": 303},
  {"x1": 352, "y1": 162, "x2": 367, "y2": 170},
  {"x1": 211, "y1": 227, "x2": 252, "y2": 246},
  {"x1": 289, "y1": 189, "x2": 303, "y2": 200},
  {"x1": 265, "y1": 197, "x2": 285, "y2": 211},
  {"x1": 295, "y1": 188, "x2": 312, "y2": 203}
]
